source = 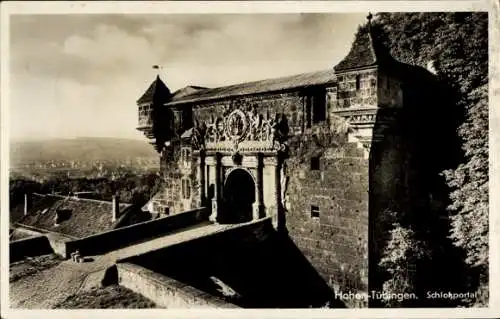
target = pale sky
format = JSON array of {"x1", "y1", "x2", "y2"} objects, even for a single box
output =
[{"x1": 10, "y1": 14, "x2": 366, "y2": 141}]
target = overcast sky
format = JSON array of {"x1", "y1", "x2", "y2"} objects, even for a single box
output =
[{"x1": 10, "y1": 14, "x2": 366, "y2": 141}]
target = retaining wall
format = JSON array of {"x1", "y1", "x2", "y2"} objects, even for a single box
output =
[
  {"x1": 65, "y1": 207, "x2": 209, "y2": 258},
  {"x1": 10, "y1": 235, "x2": 54, "y2": 263},
  {"x1": 11, "y1": 225, "x2": 75, "y2": 259},
  {"x1": 117, "y1": 262, "x2": 237, "y2": 308}
]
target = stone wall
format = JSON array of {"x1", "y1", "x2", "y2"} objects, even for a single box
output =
[
  {"x1": 117, "y1": 262, "x2": 237, "y2": 308},
  {"x1": 65, "y1": 207, "x2": 209, "y2": 258},
  {"x1": 122, "y1": 218, "x2": 341, "y2": 308},
  {"x1": 12, "y1": 224, "x2": 75, "y2": 258},
  {"x1": 10, "y1": 235, "x2": 54, "y2": 263},
  {"x1": 334, "y1": 69, "x2": 378, "y2": 110},
  {"x1": 153, "y1": 139, "x2": 197, "y2": 216},
  {"x1": 285, "y1": 126, "x2": 369, "y2": 307},
  {"x1": 378, "y1": 70, "x2": 403, "y2": 108}
]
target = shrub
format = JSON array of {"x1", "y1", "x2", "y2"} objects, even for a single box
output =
[{"x1": 378, "y1": 222, "x2": 430, "y2": 307}]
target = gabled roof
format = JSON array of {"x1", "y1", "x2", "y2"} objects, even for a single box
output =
[
  {"x1": 171, "y1": 86, "x2": 209, "y2": 100},
  {"x1": 334, "y1": 24, "x2": 394, "y2": 73},
  {"x1": 166, "y1": 69, "x2": 336, "y2": 106},
  {"x1": 16, "y1": 193, "x2": 132, "y2": 238},
  {"x1": 137, "y1": 75, "x2": 172, "y2": 105}
]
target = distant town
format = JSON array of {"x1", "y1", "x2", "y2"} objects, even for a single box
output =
[{"x1": 10, "y1": 157, "x2": 160, "y2": 181}]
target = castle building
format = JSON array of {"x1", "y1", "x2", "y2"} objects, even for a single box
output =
[{"x1": 136, "y1": 18, "x2": 441, "y2": 306}]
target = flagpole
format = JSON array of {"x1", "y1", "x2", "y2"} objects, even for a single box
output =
[{"x1": 152, "y1": 65, "x2": 163, "y2": 78}]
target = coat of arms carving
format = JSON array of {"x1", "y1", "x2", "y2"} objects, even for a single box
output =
[{"x1": 225, "y1": 109, "x2": 248, "y2": 141}]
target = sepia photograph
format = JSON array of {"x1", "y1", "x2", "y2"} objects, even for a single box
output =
[{"x1": 1, "y1": 1, "x2": 496, "y2": 317}]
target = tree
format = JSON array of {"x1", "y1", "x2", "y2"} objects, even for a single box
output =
[
  {"x1": 373, "y1": 12, "x2": 488, "y2": 305},
  {"x1": 443, "y1": 84, "x2": 488, "y2": 270},
  {"x1": 379, "y1": 222, "x2": 430, "y2": 307}
]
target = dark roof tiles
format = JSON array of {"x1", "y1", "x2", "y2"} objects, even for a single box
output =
[
  {"x1": 166, "y1": 69, "x2": 336, "y2": 106},
  {"x1": 334, "y1": 25, "x2": 395, "y2": 72},
  {"x1": 17, "y1": 193, "x2": 132, "y2": 239},
  {"x1": 137, "y1": 75, "x2": 172, "y2": 105}
]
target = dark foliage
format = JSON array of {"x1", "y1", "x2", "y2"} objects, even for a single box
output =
[
  {"x1": 10, "y1": 172, "x2": 163, "y2": 211},
  {"x1": 372, "y1": 12, "x2": 488, "y2": 306}
]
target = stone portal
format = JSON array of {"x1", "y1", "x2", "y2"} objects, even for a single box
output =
[{"x1": 220, "y1": 168, "x2": 256, "y2": 224}]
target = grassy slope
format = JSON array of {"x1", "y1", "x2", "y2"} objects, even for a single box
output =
[
  {"x1": 54, "y1": 285, "x2": 157, "y2": 309},
  {"x1": 10, "y1": 254, "x2": 63, "y2": 283}
]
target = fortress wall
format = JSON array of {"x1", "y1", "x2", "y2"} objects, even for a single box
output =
[
  {"x1": 10, "y1": 235, "x2": 54, "y2": 263},
  {"x1": 12, "y1": 225, "x2": 75, "y2": 258},
  {"x1": 65, "y1": 207, "x2": 209, "y2": 258},
  {"x1": 286, "y1": 140, "x2": 370, "y2": 308},
  {"x1": 117, "y1": 262, "x2": 238, "y2": 308}
]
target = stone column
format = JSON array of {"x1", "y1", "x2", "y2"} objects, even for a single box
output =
[
  {"x1": 198, "y1": 150, "x2": 206, "y2": 207},
  {"x1": 274, "y1": 157, "x2": 282, "y2": 230},
  {"x1": 264, "y1": 156, "x2": 281, "y2": 230},
  {"x1": 210, "y1": 152, "x2": 222, "y2": 222},
  {"x1": 253, "y1": 153, "x2": 265, "y2": 220}
]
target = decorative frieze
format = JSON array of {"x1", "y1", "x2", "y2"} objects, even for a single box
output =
[
  {"x1": 192, "y1": 106, "x2": 290, "y2": 154},
  {"x1": 332, "y1": 107, "x2": 398, "y2": 152}
]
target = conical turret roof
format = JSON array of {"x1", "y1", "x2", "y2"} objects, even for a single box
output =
[
  {"x1": 334, "y1": 18, "x2": 394, "y2": 72},
  {"x1": 137, "y1": 75, "x2": 171, "y2": 105}
]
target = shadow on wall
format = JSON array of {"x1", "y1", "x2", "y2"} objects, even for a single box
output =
[
  {"x1": 368, "y1": 64, "x2": 470, "y2": 307},
  {"x1": 125, "y1": 219, "x2": 346, "y2": 308},
  {"x1": 10, "y1": 236, "x2": 54, "y2": 263}
]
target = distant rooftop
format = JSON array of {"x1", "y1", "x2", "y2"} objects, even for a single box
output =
[{"x1": 16, "y1": 193, "x2": 132, "y2": 238}]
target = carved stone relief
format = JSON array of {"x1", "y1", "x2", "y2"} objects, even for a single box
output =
[{"x1": 191, "y1": 105, "x2": 290, "y2": 153}]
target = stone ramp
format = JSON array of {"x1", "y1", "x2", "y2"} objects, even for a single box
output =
[
  {"x1": 9, "y1": 220, "x2": 242, "y2": 309},
  {"x1": 89, "y1": 221, "x2": 231, "y2": 269},
  {"x1": 10, "y1": 261, "x2": 89, "y2": 309}
]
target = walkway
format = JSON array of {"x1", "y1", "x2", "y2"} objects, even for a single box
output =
[{"x1": 9, "y1": 220, "x2": 246, "y2": 309}]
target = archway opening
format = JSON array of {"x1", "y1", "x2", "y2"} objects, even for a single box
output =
[{"x1": 221, "y1": 169, "x2": 255, "y2": 224}]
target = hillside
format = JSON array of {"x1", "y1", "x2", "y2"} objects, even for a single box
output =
[{"x1": 10, "y1": 137, "x2": 158, "y2": 164}]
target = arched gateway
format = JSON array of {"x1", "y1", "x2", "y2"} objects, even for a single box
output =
[{"x1": 220, "y1": 169, "x2": 256, "y2": 224}]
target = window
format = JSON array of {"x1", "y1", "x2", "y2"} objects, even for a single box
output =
[
  {"x1": 138, "y1": 104, "x2": 152, "y2": 126},
  {"x1": 305, "y1": 96, "x2": 312, "y2": 128},
  {"x1": 355, "y1": 75, "x2": 361, "y2": 91},
  {"x1": 312, "y1": 90, "x2": 326, "y2": 124},
  {"x1": 181, "y1": 179, "x2": 191, "y2": 199},
  {"x1": 310, "y1": 156, "x2": 320, "y2": 170},
  {"x1": 311, "y1": 205, "x2": 320, "y2": 218},
  {"x1": 305, "y1": 87, "x2": 327, "y2": 127}
]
